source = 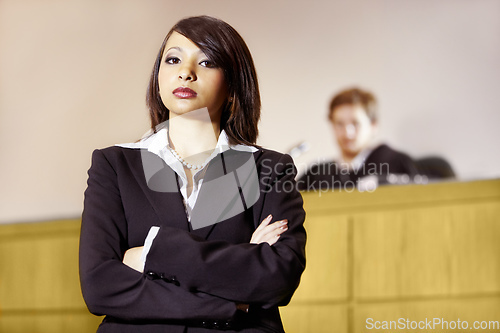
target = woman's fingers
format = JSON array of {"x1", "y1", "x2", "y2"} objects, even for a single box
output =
[
  {"x1": 265, "y1": 220, "x2": 288, "y2": 246},
  {"x1": 255, "y1": 214, "x2": 272, "y2": 231},
  {"x1": 250, "y1": 217, "x2": 288, "y2": 245},
  {"x1": 250, "y1": 215, "x2": 272, "y2": 244},
  {"x1": 262, "y1": 219, "x2": 288, "y2": 239}
]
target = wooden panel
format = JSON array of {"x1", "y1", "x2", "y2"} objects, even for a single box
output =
[
  {"x1": 302, "y1": 179, "x2": 500, "y2": 216},
  {"x1": 292, "y1": 214, "x2": 349, "y2": 302},
  {"x1": 283, "y1": 179, "x2": 500, "y2": 332},
  {"x1": 353, "y1": 202, "x2": 500, "y2": 299},
  {"x1": 280, "y1": 304, "x2": 348, "y2": 333},
  {"x1": 354, "y1": 297, "x2": 500, "y2": 332},
  {"x1": 0, "y1": 311, "x2": 102, "y2": 333},
  {"x1": 0, "y1": 220, "x2": 100, "y2": 333},
  {"x1": 1, "y1": 179, "x2": 500, "y2": 332},
  {"x1": 1, "y1": 236, "x2": 84, "y2": 309},
  {"x1": 0, "y1": 220, "x2": 85, "y2": 310}
]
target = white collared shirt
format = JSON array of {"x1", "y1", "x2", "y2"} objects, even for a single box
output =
[
  {"x1": 117, "y1": 127, "x2": 257, "y2": 219},
  {"x1": 116, "y1": 127, "x2": 258, "y2": 266}
]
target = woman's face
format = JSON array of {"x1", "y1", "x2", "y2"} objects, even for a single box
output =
[{"x1": 158, "y1": 31, "x2": 228, "y2": 119}]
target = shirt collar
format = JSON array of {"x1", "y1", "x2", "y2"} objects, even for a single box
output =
[
  {"x1": 116, "y1": 127, "x2": 258, "y2": 156},
  {"x1": 340, "y1": 146, "x2": 373, "y2": 172}
]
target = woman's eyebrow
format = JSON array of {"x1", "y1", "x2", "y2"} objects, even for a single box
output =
[
  {"x1": 165, "y1": 46, "x2": 206, "y2": 56},
  {"x1": 165, "y1": 46, "x2": 182, "y2": 53}
]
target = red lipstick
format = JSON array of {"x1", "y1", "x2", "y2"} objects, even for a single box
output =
[{"x1": 173, "y1": 87, "x2": 197, "y2": 98}]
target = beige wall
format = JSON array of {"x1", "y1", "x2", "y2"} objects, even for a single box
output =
[{"x1": 1, "y1": 0, "x2": 499, "y2": 223}]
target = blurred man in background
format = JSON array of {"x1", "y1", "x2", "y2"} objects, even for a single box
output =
[{"x1": 297, "y1": 87, "x2": 419, "y2": 192}]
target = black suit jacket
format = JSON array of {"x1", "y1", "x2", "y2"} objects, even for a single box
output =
[
  {"x1": 79, "y1": 146, "x2": 306, "y2": 333},
  {"x1": 297, "y1": 144, "x2": 419, "y2": 191}
]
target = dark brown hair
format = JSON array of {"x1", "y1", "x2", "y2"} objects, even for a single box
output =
[
  {"x1": 146, "y1": 16, "x2": 261, "y2": 146},
  {"x1": 328, "y1": 87, "x2": 377, "y2": 123}
]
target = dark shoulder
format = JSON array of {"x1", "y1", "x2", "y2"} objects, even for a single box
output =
[
  {"x1": 90, "y1": 146, "x2": 143, "y2": 171},
  {"x1": 254, "y1": 147, "x2": 293, "y2": 164},
  {"x1": 254, "y1": 147, "x2": 297, "y2": 176},
  {"x1": 369, "y1": 144, "x2": 412, "y2": 162},
  {"x1": 368, "y1": 144, "x2": 417, "y2": 175},
  {"x1": 95, "y1": 145, "x2": 139, "y2": 157}
]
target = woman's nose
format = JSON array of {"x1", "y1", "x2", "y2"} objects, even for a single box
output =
[{"x1": 178, "y1": 64, "x2": 196, "y2": 82}]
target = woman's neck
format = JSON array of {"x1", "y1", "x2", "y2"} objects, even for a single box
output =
[{"x1": 167, "y1": 108, "x2": 221, "y2": 164}]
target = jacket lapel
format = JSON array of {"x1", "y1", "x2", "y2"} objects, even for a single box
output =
[
  {"x1": 190, "y1": 150, "x2": 257, "y2": 239},
  {"x1": 124, "y1": 149, "x2": 190, "y2": 231},
  {"x1": 122, "y1": 148, "x2": 255, "y2": 240},
  {"x1": 189, "y1": 154, "x2": 227, "y2": 239}
]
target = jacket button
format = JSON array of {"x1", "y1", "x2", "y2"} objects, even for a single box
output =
[
  {"x1": 169, "y1": 276, "x2": 180, "y2": 286},
  {"x1": 212, "y1": 321, "x2": 220, "y2": 329},
  {"x1": 146, "y1": 271, "x2": 159, "y2": 280},
  {"x1": 162, "y1": 275, "x2": 180, "y2": 286}
]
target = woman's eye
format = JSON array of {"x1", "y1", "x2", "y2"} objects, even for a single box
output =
[
  {"x1": 199, "y1": 60, "x2": 215, "y2": 68},
  {"x1": 165, "y1": 57, "x2": 180, "y2": 64}
]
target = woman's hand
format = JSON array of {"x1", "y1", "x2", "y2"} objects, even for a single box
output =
[
  {"x1": 241, "y1": 215, "x2": 287, "y2": 314},
  {"x1": 250, "y1": 215, "x2": 288, "y2": 246},
  {"x1": 123, "y1": 246, "x2": 145, "y2": 273}
]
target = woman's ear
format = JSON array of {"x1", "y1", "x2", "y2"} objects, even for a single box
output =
[{"x1": 227, "y1": 93, "x2": 237, "y2": 115}]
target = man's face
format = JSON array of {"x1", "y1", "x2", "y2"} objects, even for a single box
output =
[{"x1": 331, "y1": 104, "x2": 377, "y2": 158}]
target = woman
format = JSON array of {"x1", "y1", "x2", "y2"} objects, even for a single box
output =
[{"x1": 79, "y1": 15, "x2": 306, "y2": 332}]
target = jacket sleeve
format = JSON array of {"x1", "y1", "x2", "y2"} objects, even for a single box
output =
[
  {"x1": 144, "y1": 153, "x2": 306, "y2": 308},
  {"x1": 79, "y1": 149, "x2": 238, "y2": 321}
]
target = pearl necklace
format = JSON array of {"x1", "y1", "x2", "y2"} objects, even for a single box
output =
[{"x1": 167, "y1": 145, "x2": 206, "y2": 170}]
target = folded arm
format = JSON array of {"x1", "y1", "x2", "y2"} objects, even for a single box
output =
[
  {"x1": 79, "y1": 149, "x2": 238, "y2": 321},
  {"x1": 143, "y1": 153, "x2": 306, "y2": 308}
]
